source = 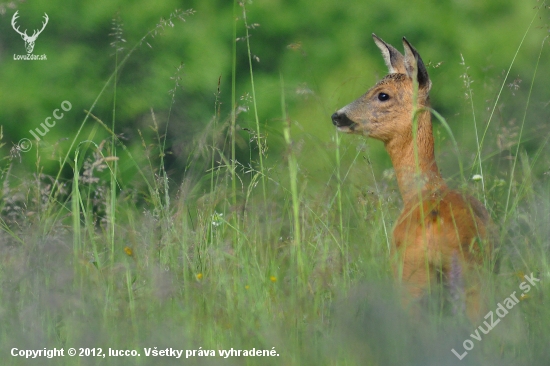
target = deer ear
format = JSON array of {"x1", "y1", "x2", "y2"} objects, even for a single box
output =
[
  {"x1": 402, "y1": 37, "x2": 432, "y2": 91},
  {"x1": 372, "y1": 34, "x2": 406, "y2": 74}
]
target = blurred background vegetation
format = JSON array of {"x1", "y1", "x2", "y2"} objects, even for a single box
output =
[{"x1": 1, "y1": 0, "x2": 548, "y2": 189}]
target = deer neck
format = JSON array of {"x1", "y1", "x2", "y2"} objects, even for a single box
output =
[{"x1": 384, "y1": 108, "x2": 447, "y2": 203}]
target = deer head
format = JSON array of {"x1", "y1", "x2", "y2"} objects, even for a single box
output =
[
  {"x1": 331, "y1": 35, "x2": 442, "y2": 201},
  {"x1": 331, "y1": 34, "x2": 432, "y2": 144},
  {"x1": 11, "y1": 11, "x2": 49, "y2": 54}
]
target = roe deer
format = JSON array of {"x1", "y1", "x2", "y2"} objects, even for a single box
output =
[{"x1": 331, "y1": 34, "x2": 496, "y2": 319}]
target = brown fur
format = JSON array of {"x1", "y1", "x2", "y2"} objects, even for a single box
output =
[{"x1": 331, "y1": 34, "x2": 496, "y2": 319}]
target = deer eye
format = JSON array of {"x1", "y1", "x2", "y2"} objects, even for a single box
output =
[{"x1": 378, "y1": 93, "x2": 390, "y2": 101}]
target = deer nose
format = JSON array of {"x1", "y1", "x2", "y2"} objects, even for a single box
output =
[{"x1": 331, "y1": 112, "x2": 354, "y2": 127}]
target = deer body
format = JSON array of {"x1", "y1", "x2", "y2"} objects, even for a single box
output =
[{"x1": 331, "y1": 35, "x2": 495, "y2": 318}]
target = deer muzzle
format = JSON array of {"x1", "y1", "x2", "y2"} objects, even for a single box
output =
[{"x1": 331, "y1": 112, "x2": 357, "y2": 132}]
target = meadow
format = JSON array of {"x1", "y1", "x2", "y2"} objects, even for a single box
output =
[{"x1": 1, "y1": 0, "x2": 550, "y2": 365}]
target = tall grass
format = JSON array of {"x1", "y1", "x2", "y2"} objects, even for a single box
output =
[{"x1": 1, "y1": 3, "x2": 550, "y2": 366}]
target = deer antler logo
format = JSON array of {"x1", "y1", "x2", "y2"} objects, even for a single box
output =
[{"x1": 11, "y1": 11, "x2": 49, "y2": 54}]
